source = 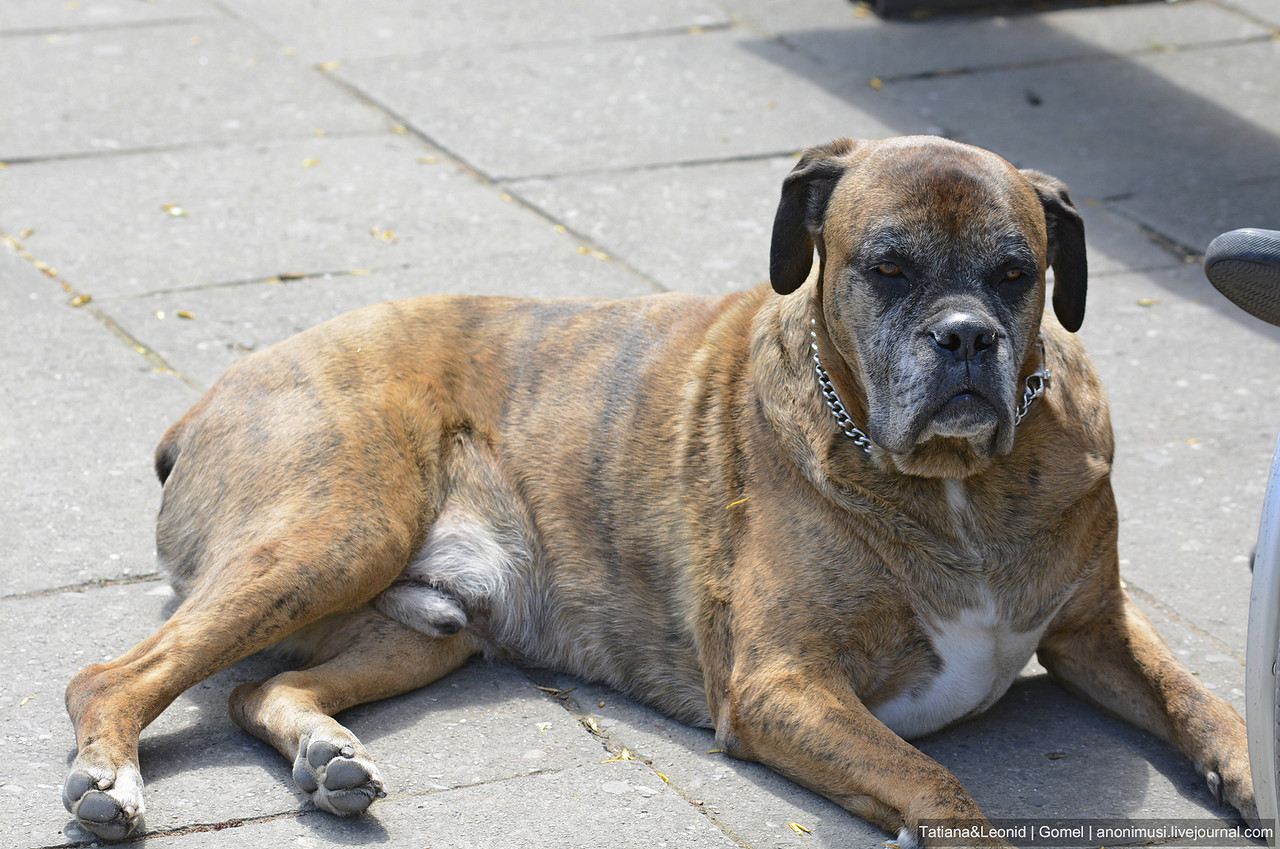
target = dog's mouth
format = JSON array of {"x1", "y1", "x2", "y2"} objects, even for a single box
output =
[
  {"x1": 921, "y1": 388, "x2": 1001, "y2": 440},
  {"x1": 867, "y1": 378, "x2": 1015, "y2": 462}
]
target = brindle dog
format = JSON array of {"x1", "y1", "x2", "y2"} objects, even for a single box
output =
[{"x1": 64, "y1": 136, "x2": 1254, "y2": 847}]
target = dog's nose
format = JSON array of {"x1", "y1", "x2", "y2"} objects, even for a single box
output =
[{"x1": 929, "y1": 313, "x2": 997, "y2": 361}]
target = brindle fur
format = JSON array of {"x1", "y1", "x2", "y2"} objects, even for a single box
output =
[{"x1": 64, "y1": 136, "x2": 1253, "y2": 847}]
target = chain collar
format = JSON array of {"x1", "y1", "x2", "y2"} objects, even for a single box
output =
[{"x1": 808, "y1": 319, "x2": 1051, "y2": 456}]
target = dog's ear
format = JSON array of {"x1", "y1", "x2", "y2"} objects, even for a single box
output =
[
  {"x1": 770, "y1": 139, "x2": 861, "y2": 295},
  {"x1": 1021, "y1": 169, "x2": 1088, "y2": 332}
]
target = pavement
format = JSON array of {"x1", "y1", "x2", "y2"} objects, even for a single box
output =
[{"x1": 3, "y1": 0, "x2": 1280, "y2": 847}]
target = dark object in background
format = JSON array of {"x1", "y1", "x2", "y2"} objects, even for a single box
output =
[{"x1": 1204, "y1": 228, "x2": 1280, "y2": 327}]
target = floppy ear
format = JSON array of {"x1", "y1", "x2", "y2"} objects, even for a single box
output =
[
  {"x1": 770, "y1": 139, "x2": 861, "y2": 295},
  {"x1": 1021, "y1": 169, "x2": 1088, "y2": 332}
]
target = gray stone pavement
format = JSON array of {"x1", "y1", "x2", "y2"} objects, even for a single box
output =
[{"x1": 2, "y1": 0, "x2": 1279, "y2": 846}]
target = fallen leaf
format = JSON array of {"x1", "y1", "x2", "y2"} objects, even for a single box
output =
[
  {"x1": 177, "y1": 310, "x2": 195, "y2": 320},
  {"x1": 869, "y1": 77, "x2": 884, "y2": 90},
  {"x1": 302, "y1": 158, "x2": 321, "y2": 167},
  {"x1": 601, "y1": 748, "x2": 635, "y2": 764},
  {"x1": 19, "y1": 696, "x2": 33, "y2": 707},
  {"x1": 161, "y1": 203, "x2": 187, "y2": 217},
  {"x1": 1137, "y1": 298, "x2": 1160, "y2": 307},
  {"x1": 19, "y1": 228, "x2": 33, "y2": 239},
  {"x1": 69, "y1": 294, "x2": 92, "y2": 307},
  {"x1": 33, "y1": 260, "x2": 56, "y2": 276},
  {"x1": 788, "y1": 822, "x2": 812, "y2": 834},
  {"x1": 583, "y1": 716, "x2": 601, "y2": 733},
  {"x1": 390, "y1": 124, "x2": 408, "y2": 135},
  {"x1": 1046, "y1": 751, "x2": 1067, "y2": 760},
  {"x1": 278, "y1": 272, "x2": 307, "y2": 281},
  {"x1": 317, "y1": 60, "x2": 342, "y2": 71}
]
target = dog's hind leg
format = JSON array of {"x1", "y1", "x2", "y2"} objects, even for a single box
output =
[
  {"x1": 227, "y1": 609, "x2": 478, "y2": 815},
  {"x1": 63, "y1": 511, "x2": 425, "y2": 839}
]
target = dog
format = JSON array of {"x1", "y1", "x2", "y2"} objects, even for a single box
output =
[{"x1": 63, "y1": 136, "x2": 1255, "y2": 847}]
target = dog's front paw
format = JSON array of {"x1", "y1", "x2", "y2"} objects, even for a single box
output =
[
  {"x1": 293, "y1": 733, "x2": 387, "y2": 815},
  {"x1": 63, "y1": 759, "x2": 145, "y2": 840}
]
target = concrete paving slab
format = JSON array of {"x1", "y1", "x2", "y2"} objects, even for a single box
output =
[
  {"x1": 531, "y1": 672, "x2": 890, "y2": 847},
  {"x1": 214, "y1": 0, "x2": 730, "y2": 61},
  {"x1": 510, "y1": 156, "x2": 798, "y2": 296},
  {"x1": 0, "y1": 247, "x2": 196, "y2": 596},
  {"x1": 918, "y1": 671, "x2": 1233, "y2": 823},
  {"x1": 861, "y1": 39, "x2": 1280, "y2": 215},
  {"x1": 0, "y1": 19, "x2": 386, "y2": 161},
  {"x1": 0, "y1": 0, "x2": 218, "y2": 33},
  {"x1": 333, "y1": 29, "x2": 919, "y2": 180},
  {"x1": 101, "y1": 258, "x2": 649, "y2": 391},
  {"x1": 128, "y1": 764, "x2": 740, "y2": 849},
  {"x1": 0, "y1": 135, "x2": 647, "y2": 302},
  {"x1": 1079, "y1": 261, "x2": 1280, "y2": 652},
  {"x1": 1111, "y1": 170, "x2": 1280, "y2": 258},
  {"x1": 744, "y1": 0, "x2": 1269, "y2": 83},
  {"x1": 1224, "y1": 0, "x2": 1280, "y2": 28}
]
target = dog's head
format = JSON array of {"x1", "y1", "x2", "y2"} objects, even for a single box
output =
[{"x1": 770, "y1": 136, "x2": 1086, "y2": 477}]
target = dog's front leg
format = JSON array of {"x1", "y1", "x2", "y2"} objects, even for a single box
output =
[
  {"x1": 1037, "y1": 577, "x2": 1256, "y2": 825},
  {"x1": 714, "y1": 669, "x2": 1013, "y2": 849}
]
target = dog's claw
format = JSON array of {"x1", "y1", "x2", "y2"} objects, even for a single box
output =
[
  {"x1": 1206, "y1": 770, "x2": 1225, "y2": 807},
  {"x1": 885, "y1": 826, "x2": 921, "y2": 849}
]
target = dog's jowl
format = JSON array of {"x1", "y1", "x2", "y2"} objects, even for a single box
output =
[{"x1": 64, "y1": 136, "x2": 1254, "y2": 847}]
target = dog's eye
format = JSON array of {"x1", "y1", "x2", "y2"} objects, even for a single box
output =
[
  {"x1": 1004, "y1": 269, "x2": 1024, "y2": 281},
  {"x1": 875, "y1": 262, "x2": 903, "y2": 277}
]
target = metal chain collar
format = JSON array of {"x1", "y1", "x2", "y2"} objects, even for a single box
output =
[{"x1": 808, "y1": 319, "x2": 1051, "y2": 457}]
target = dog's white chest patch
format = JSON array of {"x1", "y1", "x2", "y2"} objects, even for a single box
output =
[{"x1": 871, "y1": 596, "x2": 1048, "y2": 740}]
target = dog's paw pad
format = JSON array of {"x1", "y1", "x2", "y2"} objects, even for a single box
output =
[
  {"x1": 63, "y1": 763, "x2": 145, "y2": 840},
  {"x1": 293, "y1": 735, "x2": 385, "y2": 816}
]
